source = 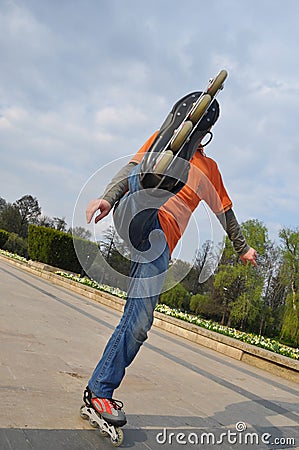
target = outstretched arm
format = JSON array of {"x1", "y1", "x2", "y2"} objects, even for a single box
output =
[
  {"x1": 86, "y1": 161, "x2": 137, "y2": 224},
  {"x1": 219, "y1": 208, "x2": 257, "y2": 267}
]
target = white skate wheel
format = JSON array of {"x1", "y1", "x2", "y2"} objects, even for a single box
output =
[
  {"x1": 80, "y1": 405, "x2": 89, "y2": 420},
  {"x1": 100, "y1": 429, "x2": 109, "y2": 436},
  {"x1": 190, "y1": 94, "x2": 211, "y2": 124},
  {"x1": 111, "y1": 427, "x2": 124, "y2": 447},
  {"x1": 153, "y1": 150, "x2": 173, "y2": 174},
  {"x1": 89, "y1": 417, "x2": 99, "y2": 428},
  {"x1": 170, "y1": 120, "x2": 193, "y2": 152},
  {"x1": 207, "y1": 69, "x2": 228, "y2": 96}
]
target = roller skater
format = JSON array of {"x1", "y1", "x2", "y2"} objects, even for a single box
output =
[
  {"x1": 80, "y1": 386, "x2": 125, "y2": 447},
  {"x1": 83, "y1": 69, "x2": 258, "y2": 448}
]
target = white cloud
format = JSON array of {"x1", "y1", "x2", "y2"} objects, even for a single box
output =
[
  {"x1": 0, "y1": 0, "x2": 298, "y2": 249},
  {"x1": 95, "y1": 105, "x2": 147, "y2": 129}
]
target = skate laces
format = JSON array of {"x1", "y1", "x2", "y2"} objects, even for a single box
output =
[
  {"x1": 109, "y1": 398, "x2": 124, "y2": 411},
  {"x1": 97, "y1": 397, "x2": 124, "y2": 413},
  {"x1": 84, "y1": 387, "x2": 125, "y2": 413}
]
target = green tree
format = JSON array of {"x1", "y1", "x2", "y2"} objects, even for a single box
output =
[
  {"x1": 190, "y1": 294, "x2": 207, "y2": 315},
  {"x1": 279, "y1": 227, "x2": 299, "y2": 346},
  {"x1": 258, "y1": 242, "x2": 286, "y2": 337},
  {"x1": 169, "y1": 259, "x2": 193, "y2": 293},
  {"x1": 280, "y1": 293, "x2": 299, "y2": 346},
  {"x1": 0, "y1": 229, "x2": 10, "y2": 248},
  {"x1": 15, "y1": 195, "x2": 41, "y2": 228},
  {"x1": 95, "y1": 226, "x2": 131, "y2": 289},
  {"x1": 4, "y1": 232, "x2": 28, "y2": 257},
  {"x1": 213, "y1": 219, "x2": 268, "y2": 331},
  {"x1": 182, "y1": 241, "x2": 217, "y2": 295},
  {"x1": 69, "y1": 226, "x2": 92, "y2": 240},
  {"x1": 0, "y1": 197, "x2": 7, "y2": 212},
  {"x1": 229, "y1": 266, "x2": 263, "y2": 330},
  {"x1": 160, "y1": 283, "x2": 191, "y2": 310},
  {"x1": 213, "y1": 263, "x2": 245, "y2": 326},
  {"x1": 0, "y1": 203, "x2": 23, "y2": 235},
  {"x1": 0, "y1": 195, "x2": 41, "y2": 238},
  {"x1": 100, "y1": 226, "x2": 130, "y2": 271},
  {"x1": 37, "y1": 215, "x2": 55, "y2": 228},
  {"x1": 52, "y1": 217, "x2": 67, "y2": 232},
  {"x1": 241, "y1": 219, "x2": 269, "y2": 255},
  {"x1": 190, "y1": 293, "x2": 221, "y2": 320}
]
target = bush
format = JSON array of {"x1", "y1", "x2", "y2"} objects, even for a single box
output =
[
  {"x1": 4, "y1": 232, "x2": 28, "y2": 257},
  {"x1": 28, "y1": 224, "x2": 98, "y2": 273},
  {"x1": 190, "y1": 294, "x2": 208, "y2": 315},
  {"x1": 190, "y1": 293, "x2": 222, "y2": 321},
  {"x1": 0, "y1": 229, "x2": 10, "y2": 248},
  {"x1": 159, "y1": 283, "x2": 191, "y2": 310},
  {"x1": 280, "y1": 293, "x2": 299, "y2": 347}
]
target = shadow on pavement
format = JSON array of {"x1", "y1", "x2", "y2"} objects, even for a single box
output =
[{"x1": 1, "y1": 412, "x2": 298, "y2": 450}]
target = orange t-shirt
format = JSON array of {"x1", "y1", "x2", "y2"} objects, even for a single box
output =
[{"x1": 130, "y1": 132, "x2": 232, "y2": 255}]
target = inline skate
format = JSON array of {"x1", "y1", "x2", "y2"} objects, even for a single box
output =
[
  {"x1": 80, "y1": 386, "x2": 126, "y2": 447},
  {"x1": 139, "y1": 69, "x2": 228, "y2": 192}
]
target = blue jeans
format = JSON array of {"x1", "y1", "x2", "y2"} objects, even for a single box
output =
[{"x1": 88, "y1": 165, "x2": 170, "y2": 398}]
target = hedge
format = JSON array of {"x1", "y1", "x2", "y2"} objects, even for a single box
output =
[{"x1": 28, "y1": 224, "x2": 98, "y2": 273}]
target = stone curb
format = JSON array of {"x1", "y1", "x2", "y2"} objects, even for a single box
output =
[{"x1": 1, "y1": 253, "x2": 298, "y2": 384}]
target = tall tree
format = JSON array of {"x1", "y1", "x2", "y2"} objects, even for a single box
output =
[
  {"x1": 279, "y1": 227, "x2": 299, "y2": 346},
  {"x1": 0, "y1": 203, "x2": 23, "y2": 235},
  {"x1": 213, "y1": 219, "x2": 268, "y2": 331},
  {"x1": 258, "y1": 242, "x2": 286, "y2": 337},
  {"x1": 182, "y1": 240, "x2": 219, "y2": 295},
  {"x1": 69, "y1": 226, "x2": 92, "y2": 240},
  {"x1": 37, "y1": 215, "x2": 55, "y2": 228},
  {"x1": 15, "y1": 195, "x2": 41, "y2": 224},
  {"x1": 14, "y1": 195, "x2": 41, "y2": 237},
  {"x1": 52, "y1": 217, "x2": 67, "y2": 232},
  {"x1": 160, "y1": 283, "x2": 191, "y2": 310},
  {"x1": 0, "y1": 197, "x2": 7, "y2": 213},
  {"x1": 98, "y1": 226, "x2": 131, "y2": 288}
]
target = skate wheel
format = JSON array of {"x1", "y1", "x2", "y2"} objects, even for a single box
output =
[
  {"x1": 89, "y1": 417, "x2": 98, "y2": 428},
  {"x1": 170, "y1": 120, "x2": 193, "y2": 152},
  {"x1": 111, "y1": 427, "x2": 124, "y2": 447},
  {"x1": 100, "y1": 429, "x2": 109, "y2": 436},
  {"x1": 207, "y1": 69, "x2": 228, "y2": 96},
  {"x1": 153, "y1": 150, "x2": 173, "y2": 174},
  {"x1": 190, "y1": 94, "x2": 211, "y2": 124},
  {"x1": 80, "y1": 405, "x2": 88, "y2": 420}
]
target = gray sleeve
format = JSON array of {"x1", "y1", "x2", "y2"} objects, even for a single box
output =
[
  {"x1": 100, "y1": 161, "x2": 137, "y2": 207},
  {"x1": 218, "y1": 208, "x2": 250, "y2": 256}
]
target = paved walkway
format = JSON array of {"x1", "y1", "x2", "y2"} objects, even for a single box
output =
[{"x1": 0, "y1": 259, "x2": 298, "y2": 449}]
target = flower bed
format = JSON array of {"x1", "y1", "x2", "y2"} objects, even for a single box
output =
[
  {"x1": 56, "y1": 271, "x2": 298, "y2": 361},
  {"x1": 0, "y1": 249, "x2": 28, "y2": 263},
  {"x1": 55, "y1": 271, "x2": 127, "y2": 299},
  {"x1": 1, "y1": 250, "x2": 297, "y2": 362},
  {"x1": 155, "y1": 304, "x2": 299, "y2": 361}
]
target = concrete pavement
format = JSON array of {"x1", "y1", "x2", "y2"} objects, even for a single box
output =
[{"x1": 0, "y1": 259, "x2": 298, "y2": 449}]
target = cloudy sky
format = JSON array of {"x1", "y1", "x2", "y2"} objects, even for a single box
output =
[{"x1": 1, "y1": 0, "x2": 299, "y2": 258}]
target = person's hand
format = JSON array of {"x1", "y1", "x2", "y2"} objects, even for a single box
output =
[
  {"x1": 240, "y1": 247, "x2": 258, "y2": 267},
  {"x1": 86, "y1": 198, "x2": 112, "y2": 224}
]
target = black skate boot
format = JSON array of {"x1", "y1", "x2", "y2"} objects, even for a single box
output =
[
  {"x1": 80, "y1": 386, "x2": 126, "y2": 447},
  {"x1": 139, "y1": 69, "x2": 227, "y2": 193}
]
